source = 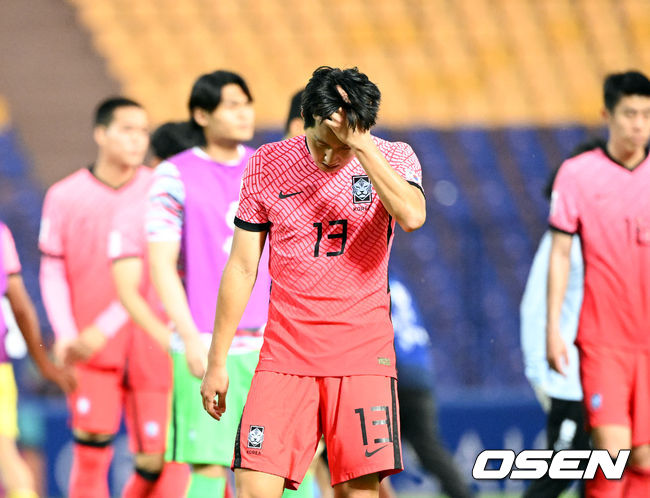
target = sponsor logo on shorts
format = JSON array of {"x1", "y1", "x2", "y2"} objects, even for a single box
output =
[
  {"x1": 377, "y1": 357, "x2": 391, "y2": 366},
  {"x1": 144, "y1": 421, "x2": 160, "y2": 438},
  {"x1": 590, "y1": 393, "x2": 602, "y2": 410},
  {"x1": 365, "y1": 445, "x2": 389, "y2": 458},
  {"x1": 76, "y1": 397, "x2": 91, "y2": 415},
  {"x1": 247, "y1": 425, "x2": 264, "y2": 449},
  {"x1": 472, "y1": 449, "x2": 629, "y2": 480}
]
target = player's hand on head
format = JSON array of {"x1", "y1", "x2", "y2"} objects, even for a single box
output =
[
  {"x1": 322, "y1": 85, "x2": 372, "y2": 150},
  {"x1": 200, "y1": 364, "x2": 229, "y2": 421},
  {"x1": 184, "y1": 334, "x2": 208, "y2": 379},
  {"x1": 546, "y1": 330, "x2": 568, "y2": 376}
]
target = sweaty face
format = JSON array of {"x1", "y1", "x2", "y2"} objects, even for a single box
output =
[
  {"x1": 607, "y1": 95, "x2": 650, "y2": 152},
  {"x1": 201, "y1": 84, "x2": 255, "y2": 144},
  {"x1": 97, "y1": 106, "x2": 150, "y2": 168},
  {"x1": 305, "y1": 119, "x2": 355, "y2": 173}
]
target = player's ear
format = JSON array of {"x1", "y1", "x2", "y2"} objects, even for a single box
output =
[
  {"x1": 601, "y1": 106, "x2": 611, "y2": 122},
  {"x1": 93, "y1": 125, "x2": 107, "y2": 147},
  {"x1": 192, "y1": 108, "x2": 209, "y2": 128}
]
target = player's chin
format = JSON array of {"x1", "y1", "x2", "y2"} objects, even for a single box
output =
[{"x1": 317, "y1": 162, "x2": 344, "y2": 173}]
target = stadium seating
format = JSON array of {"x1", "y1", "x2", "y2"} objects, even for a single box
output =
[{"x1": 65, "y1": 0, "x2": 650, "y2": 127}]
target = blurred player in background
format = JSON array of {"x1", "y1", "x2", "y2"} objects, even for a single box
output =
[
  {"x1": 1, "y1": 221, "x2": 75, "y2": 498},
  {"x1": 147, "y1": 70, "x2": 277, "y2": 498},
  {"x1": 108, "y1": 148, "x2": 191, "y2": 494},
  {"x1": 38, "y1": 97, "x2": 156, "y2": 497},
  {"x1": 149, "y1": 121, "x2": 202, "y2": 167},
  {"x1": 548, "y1": 71, "x2": 650, "y2": 497},
  {"x1": 201, "y1": 66, "x2": 426, "y2": 498},
  {"x1": 521, "y1": 157, "x2": 595, "y2": 498}
]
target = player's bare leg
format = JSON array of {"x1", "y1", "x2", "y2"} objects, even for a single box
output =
[
  {"x1": 588, "y1": 425, "x2": 630, "y2": 497},
  {"x1": 0, "y1": 436, "x2": 37, "y2": 497},
  {"x1": 333, "y1": 473, "x2": 380, "y2": 498},
  {"x1": 235, "y1": 468, "x2": 285, "y2": 498}
]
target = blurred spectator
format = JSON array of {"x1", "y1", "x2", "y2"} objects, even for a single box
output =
[{"x1": 520, "y1": 154, "x2": 595, "y2": 498}]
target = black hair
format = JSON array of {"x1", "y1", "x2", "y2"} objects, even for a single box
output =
[
  {"x1": 150, "y1": 121, "x2": 203, "y2": 161},
  {"x1": 188, "y1": 70, "x2": 252, "y2": 130},
  {"x1": 285, "y1": 89, "x2": 304, "y2": 135},
  {"x1": 302, "y1": 66, "x2": 381, "y2": 131},
  {"x1": 94, "y1": 97, "x2": 143, "y2": 127},
  {"x1": 544, "y1": 138, "x2": 606, "y2": 199},
  {"x1": 604, "y1": 71, "x2": 650, "y2": 112}
]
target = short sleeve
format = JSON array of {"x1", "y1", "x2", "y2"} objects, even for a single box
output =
[
  {"x1": 109, "y1": 201, "x2": 146, "y2": 261},
  {"x1": 146, "y1": 161, "x2": 185, "y2": 242},
  {"x1": 389, "y1": 142, "x2": 424, "y2": 196},
  {"x1": 1, "y1": 225, "x2": 21, "y2": 274},
  {"x1": 549, "y1": 162, "x2": 581, "y2": 234},
  {"x1": 234, "y1": 149, "x2": 270, "y2": 232},
  {"x1": 39, "y1": 186, "x2": 66, "y2": 257}
]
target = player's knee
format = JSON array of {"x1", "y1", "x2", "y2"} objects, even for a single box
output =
[
  {"x1": 334, "y1": 473, "x2": 380, "y2": 498},
  {"x1": 72, "y1": 430, "x2": 114, "y2": 446},
  {"x1": 193, "y1": 463, "x2": 227, "y2": 479},
  {"x1": 134, "y1": 452, "x2": 164, "y2": 474},
  {"x1": 235, "y1": 469, "x2": 284, "y2": 498},
  {"x1": 630, "y1": 445, "x2": 650, "y2": 468}
]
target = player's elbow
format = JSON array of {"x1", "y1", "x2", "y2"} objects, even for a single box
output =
[{"x1": 398, "y1": 208, "x2": 426, "y2": 232}]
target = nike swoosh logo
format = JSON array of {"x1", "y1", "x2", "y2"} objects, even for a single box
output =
[
  {"x1": 279, "y1": 191, "x2": 303, "y2": 199},
  {"x1": 365, "y1": 445, "x2": 389, "y2": 458}
]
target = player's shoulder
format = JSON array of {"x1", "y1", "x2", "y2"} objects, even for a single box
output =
[
  {"x1": 164, "y1": 147, "x2": 198, "y2": 168},
  {"x1": 46, "y1": 168, "x2": 93, "y2": 200},
  {"x1": 560, "y1": 139, "x2": 607, "y2": 174},
  {"x1": 373, "y1": 136, "x2": 416, "y2": 157}
]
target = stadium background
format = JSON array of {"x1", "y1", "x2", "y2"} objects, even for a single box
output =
[{"x1": 0, "y1": 0, "x2": 648, "y2": 496}]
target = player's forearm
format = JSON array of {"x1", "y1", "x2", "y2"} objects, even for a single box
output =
[
  {"x1": 149, "y1": 259, "x2": 200, "y2": 342},
  {"x1": 352, "y1": 140, "x2": 426, "y2": 232},
  {"x1": 116, "y1": 284, "x2": 171, "y2": 350},
  {"x1": 546, "y1": 238, "x2": 572, "y2": 338},
  {"x1": 7, "y1": 276, "x2": 51, "y2": 371},
  {"x1": 39, "y1": 256, "x2": 79, "y2": 340},
  {"x1": 208, "y1": 261, "x2": 258, "y2": 367}
]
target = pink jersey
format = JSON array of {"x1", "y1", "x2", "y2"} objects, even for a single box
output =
[
  {"x1": 40, "y1": 167, "x2": 153, "y2": 347},
  {"x1": 236, "y1": 135, "x2": 424, "y2": 377},
  {"x1": 108, "y1": 173, "x2": 162, "y2": 315},
  {"x1": 1, "y1": 224, "x2": 21, "y2": 274},
  {"x1": 550, "y1": 146, "x2": 650, "y2": 350}
]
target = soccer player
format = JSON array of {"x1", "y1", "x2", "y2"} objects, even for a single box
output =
[
  {"x1": 108, "y1": 179, "x2": 190, "y2": 496},
  {"x1": 547, "y1": 71, "x2": 650, "y2": 497},
  {"x1": 39, "y1": 97, "x2": 155, "y2": 497},
  {"x1": 201, "y1": 66, "x2": 426, "y2": 498},
  {"x1": 521, "y1": 159, "x2": 594, "y2": 498},
  {"x1": 147, "y1": 70, "x2": 271, "y2": 498},
  {"x1": 1, "y1": 221, "x2": 75, "y2": 498}
]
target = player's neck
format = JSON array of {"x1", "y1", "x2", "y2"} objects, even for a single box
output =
[
  {"x1": 202, "y1": 140, "x2": 243, "y2": 164},
  {"x1": 606, "y1": 139, "x2": 647, "y2": 170},
  {"x1": 92, "y1": 158, "x2": 137, "y2": 188}
]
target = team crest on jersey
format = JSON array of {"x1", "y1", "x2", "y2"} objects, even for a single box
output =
[
  {"x1": 247, "y1": 425, "x2": 264, "y2": 449},
  {"x1": 352, "y1": 175, "x2": 372, "y2": 204}
]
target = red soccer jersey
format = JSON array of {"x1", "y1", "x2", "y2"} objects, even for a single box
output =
[
  {"x1": 39, "y1": 166, "x2": 153, "y2": 335},
  {"x1": 550, "y1": 146, "x2": 650, "y2": 350},
  {"x1": 235, "y1": 135, "x2": 424, "y2": 377}
]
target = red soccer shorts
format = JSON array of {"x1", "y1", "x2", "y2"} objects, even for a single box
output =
[
  {"x1": 580, "y1": 343, "x2": 650, "y2": 446},
  {"x1": 124, "y1": 326, "x2": 172, "y2": 454},
  {"x1": 126, "y1": 327, "x2": 172, "y2": 391},
  {"x1": 233, "y1": 372, "x2": 402, "y2": 489},
  {"x1": 68, "y1": 365, "x2": 124, "y2": 435},
  {"x1": 124, "y1": 389, "x2": 170, "y2": 454}
]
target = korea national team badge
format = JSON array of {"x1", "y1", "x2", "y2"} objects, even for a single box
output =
[
  {"x1": 247, "y1": 425, "x2": 264, "y2": 449},
  {"x1": 352, "y1": 175, "x2": 372, "y2": 204}
]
